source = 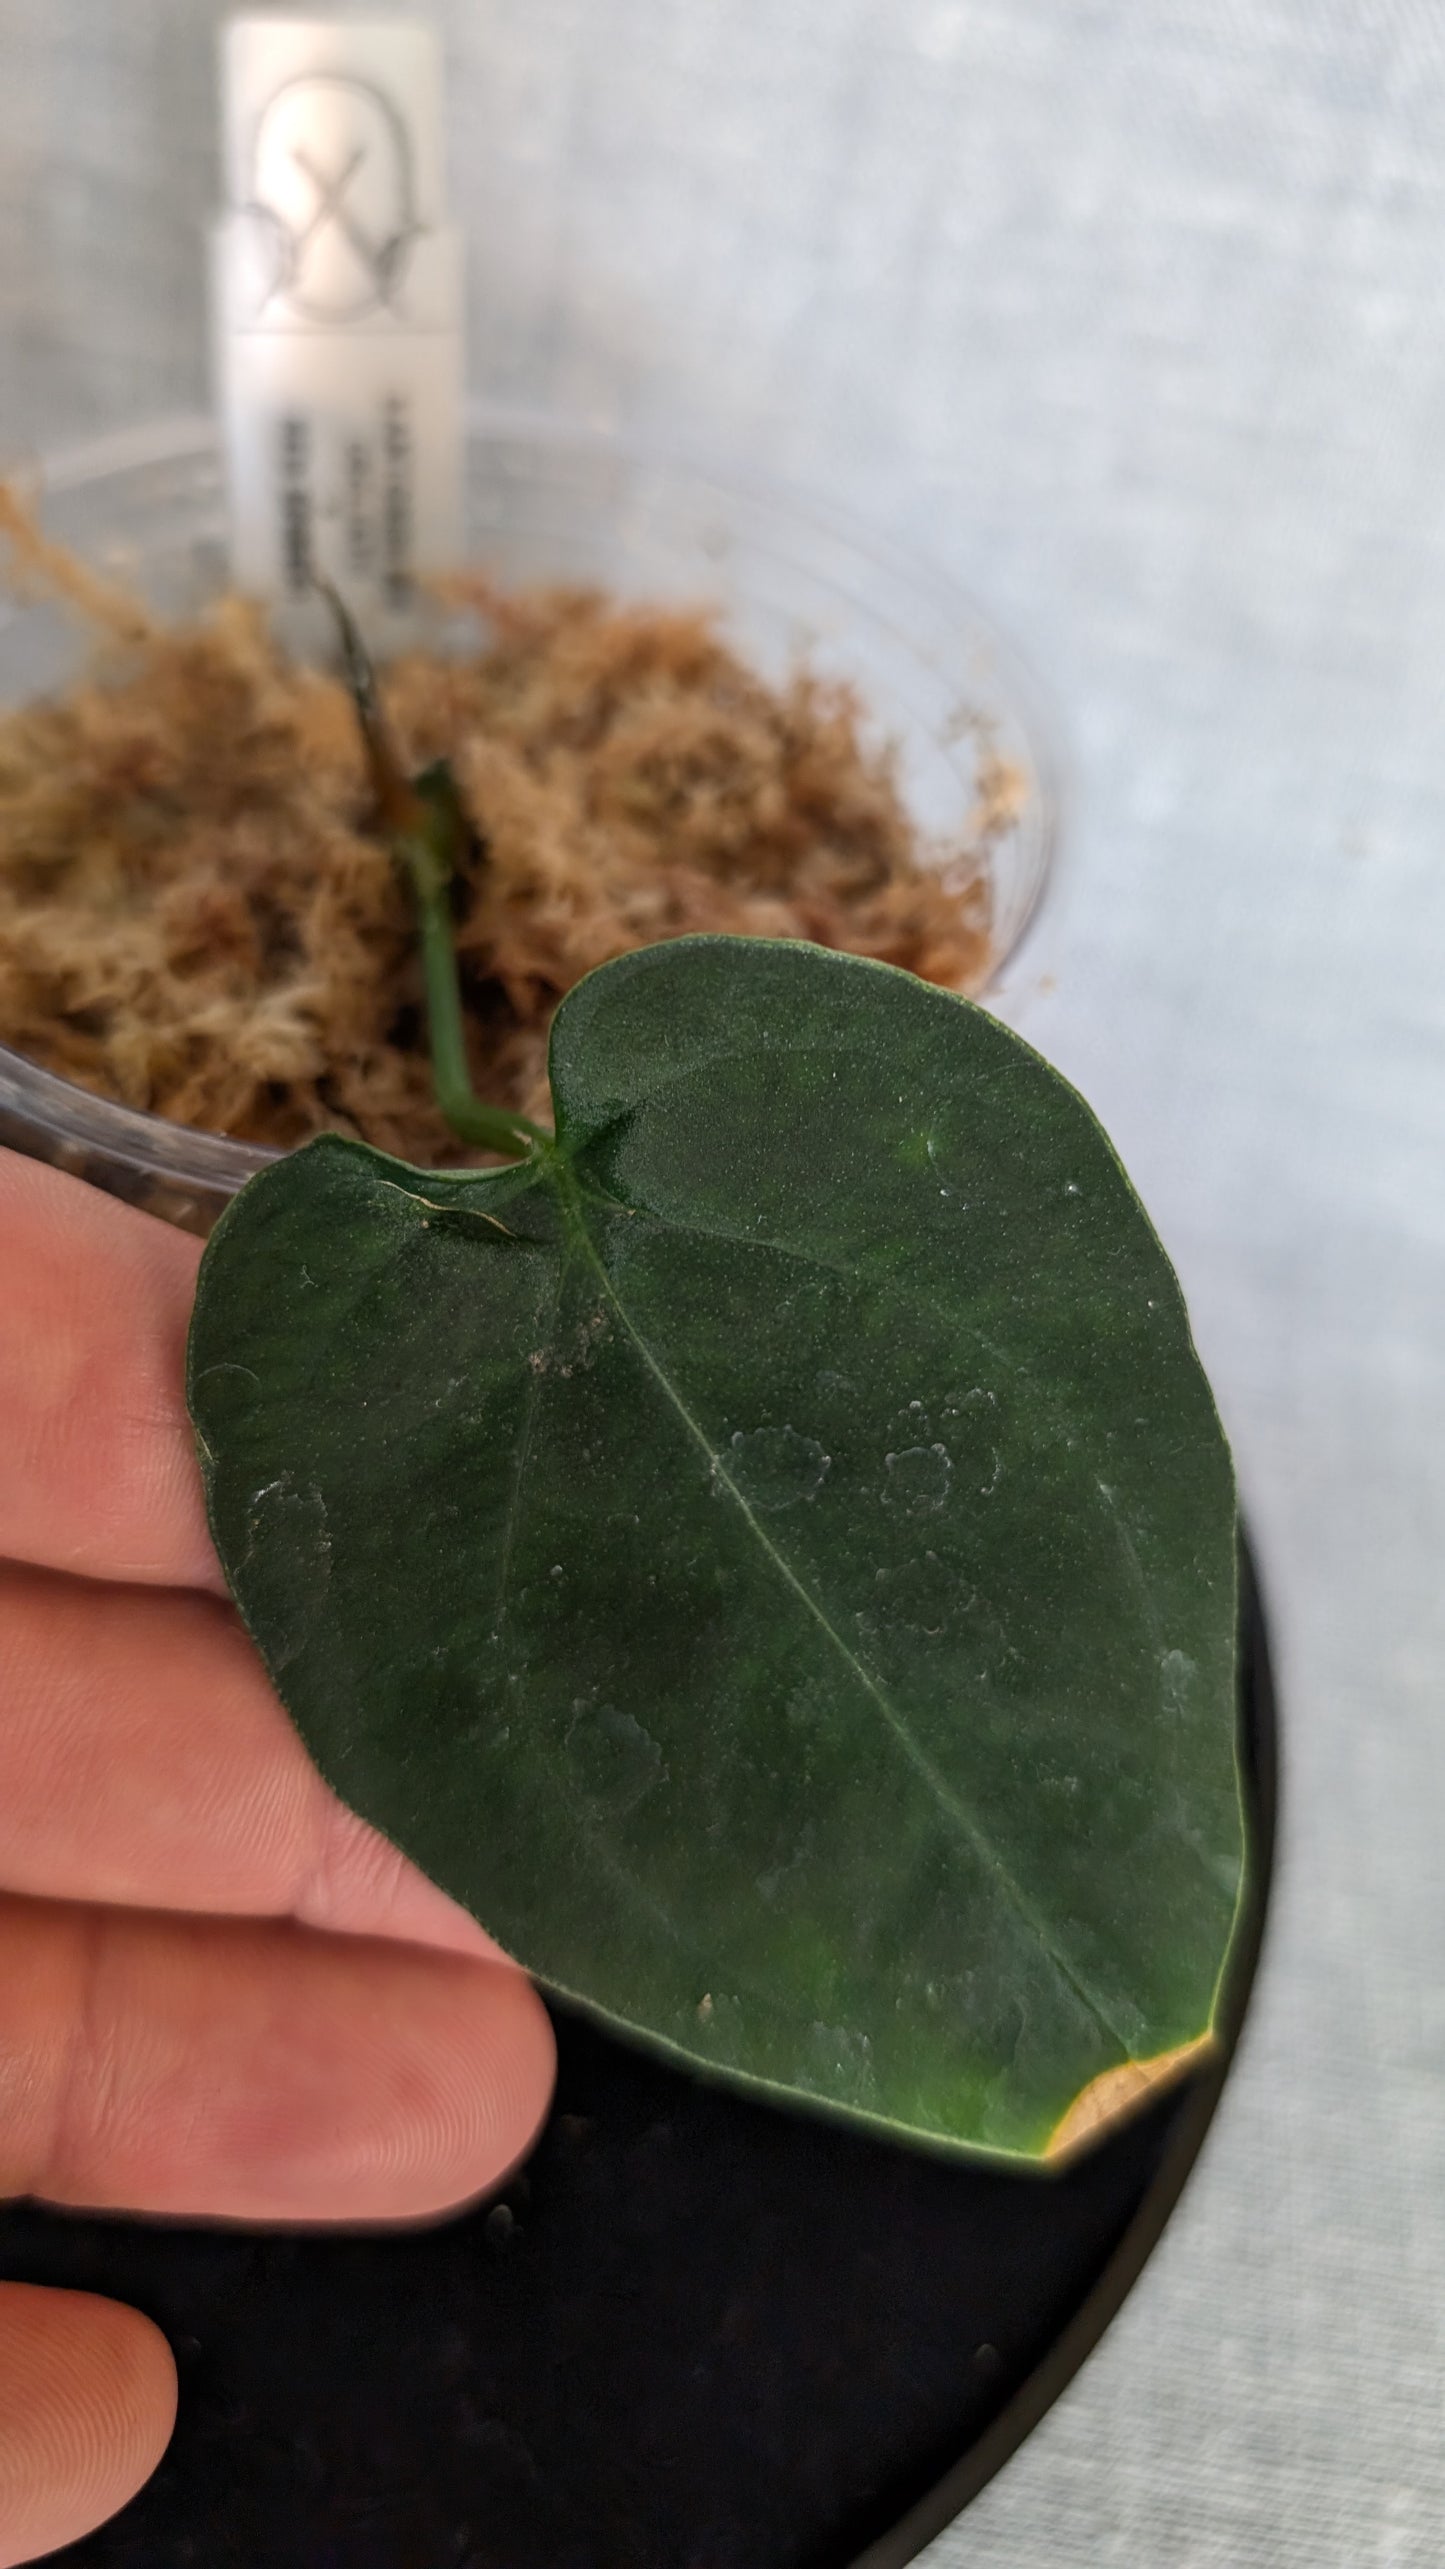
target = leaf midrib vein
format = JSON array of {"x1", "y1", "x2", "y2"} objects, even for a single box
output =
[{"x1": 554, "y1": 1174, "x2": 1138, "y2": 2058}]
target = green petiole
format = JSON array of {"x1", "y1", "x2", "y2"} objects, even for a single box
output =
[{"x1": 317, "y1": 579, "x2": 548, "y2": 1162}]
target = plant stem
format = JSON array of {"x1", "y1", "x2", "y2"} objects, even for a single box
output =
[
  {"x1": 402, "y1": 803, "x2": 546, "y2": 1156},
  {"x1": 317, "y1": 579, "x2": 547, "y2": 1160}
]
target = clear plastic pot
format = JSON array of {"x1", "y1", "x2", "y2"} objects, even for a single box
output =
[{"x1": 0, "y1": 406, "x2": 1058, "y2": 1233}]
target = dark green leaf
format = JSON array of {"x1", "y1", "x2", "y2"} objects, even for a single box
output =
[{"x1": 189, "y1": 937, "x2": 1243, "y2": 2161}]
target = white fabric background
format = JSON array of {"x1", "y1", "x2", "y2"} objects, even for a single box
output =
[{"x1": 0, "y1": 4, "x2": 1440, "y2": 2561}]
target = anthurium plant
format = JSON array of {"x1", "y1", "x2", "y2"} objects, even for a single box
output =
[{"x1": 186, "y1": 608, "x2": 1244, "y2": 2168}]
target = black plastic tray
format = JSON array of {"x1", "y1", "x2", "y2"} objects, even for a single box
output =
[{"x1": 0, "y1": 1546, "x2": 1275, "y2": 2569}]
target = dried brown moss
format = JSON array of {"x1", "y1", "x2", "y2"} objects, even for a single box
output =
[{"x1": 0, "y1": 494, "x2": 1018, "y2": 1164}]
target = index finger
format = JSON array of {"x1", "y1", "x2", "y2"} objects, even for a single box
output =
[{"x1": 0, "y1": 1147, "x2": 222, "y2": 1592}]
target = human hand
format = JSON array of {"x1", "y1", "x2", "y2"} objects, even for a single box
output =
[{"x1": 0, "y1": 1148, "x2": 556, "y2": 2566}]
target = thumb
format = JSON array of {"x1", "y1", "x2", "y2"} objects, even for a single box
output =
[{"x1": 0, "y1": 2282, "x2": 176, "y2": 2567}]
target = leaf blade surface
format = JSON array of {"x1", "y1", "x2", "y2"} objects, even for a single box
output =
[{"x1": 190, "y1": 937, "x2": 1243, "y2": 2160}]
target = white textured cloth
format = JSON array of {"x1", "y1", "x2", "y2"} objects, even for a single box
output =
[{"x1": 0, "y1": 4, "x2": 1441, "y2": 2560}]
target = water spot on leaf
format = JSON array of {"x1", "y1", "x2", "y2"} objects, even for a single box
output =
[
  {"x1": 757, "y1": 1816, "x2": 818, "y2": 1902},
  {"x1": 871, "y1": 1549, "x2": 971, "y2": 1643},
  {"x1": 565, "y1": 1702, "x2": 665, "y2": 1818},
  {"x1": 1160, "y1": 1646, "x2": 1198, "y2": 1713},
  {"x1": 566, "y1": 1306, "x2": 612, "y2": 1372},
  {"x1": 240, "y1": 1475, "x2": 331, "y2": 1672},
  {"x1": 785, "y1": 1675, "x2": 832, "y2": 1734},
  {"x1": 719, "y1": 1425, "x2": 830, "y2": 1510},
  {"x1": 806, "y1": 2021, "x2": 877, "y2": 2101},
  {"x1": 888, "y1": 1398, "x2": 933, "y2": 1443},
  {"x1": 882, "y1": 1442, "x2": 953, "y2": 1514}
]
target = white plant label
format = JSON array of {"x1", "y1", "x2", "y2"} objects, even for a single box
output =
[{"x1": 213, "y1": 16, "x2": 464, "y2": 633}]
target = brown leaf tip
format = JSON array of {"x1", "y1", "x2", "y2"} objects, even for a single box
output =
[{"x1": 1044, "y1": 2033, "x2": 1217, "y2": 2164}]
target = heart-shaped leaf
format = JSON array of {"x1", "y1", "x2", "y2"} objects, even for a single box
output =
[{"x1": 189, "y1": 937, "x2": 1243, "y2": 2162}]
